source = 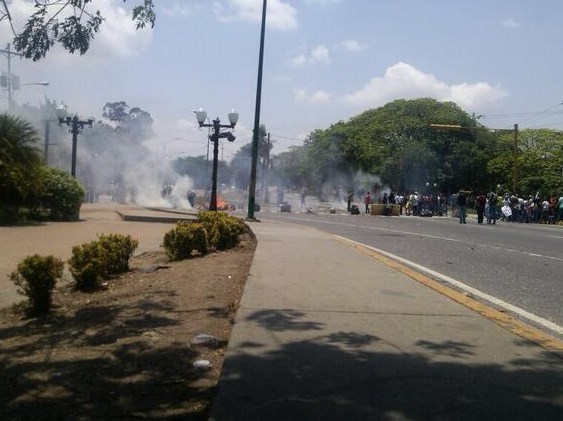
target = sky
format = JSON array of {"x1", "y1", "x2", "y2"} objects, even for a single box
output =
[{"x1": 2, "y1": 0, "x2": 563, "y2": 161}]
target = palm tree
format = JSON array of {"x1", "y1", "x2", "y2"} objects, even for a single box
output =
[{"x1": 0, "y1": 113, "x2": 43, "y2": 219}]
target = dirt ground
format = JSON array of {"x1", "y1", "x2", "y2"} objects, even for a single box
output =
[{"x1": 0, "y1": 233, "x2": 256, "y2": 420}]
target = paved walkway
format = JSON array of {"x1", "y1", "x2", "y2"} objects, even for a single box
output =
[{"x1": 210, "y1": 219, "x2": 563, "y2": 420}]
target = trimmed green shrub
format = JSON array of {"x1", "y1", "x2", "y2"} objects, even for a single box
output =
[
  {"x1": 198, "y1": 211, "x2": 246, "y2": 250},
  {"x1": 9, "y1": 254, "x2": 64, "y2": 316},
  {"x1": 69, "y1": 234, "x2": 139, "y2": 290},
  {"x1": 163, "y1": 221, "x2": 209, "y2": 261},
  {"x1": 96, "y1": 234, "x2": 139, "y2": 274},
  {"x1": 40, "y1": 167, "x2": 85, "y2": 221}
]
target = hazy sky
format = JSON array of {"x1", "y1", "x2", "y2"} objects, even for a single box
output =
[{"x1": 2, "y1": 0, "x2": 563, "y2": 160}]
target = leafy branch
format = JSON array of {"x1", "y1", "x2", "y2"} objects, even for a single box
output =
[{"x1": 2, "y1": 0, "x2": 156, "y2": 61}]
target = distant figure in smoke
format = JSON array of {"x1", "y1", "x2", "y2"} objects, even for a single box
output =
[
  {"x1": 346, "y1": 191, "x2": 353, "y2": 212},
  {"x1": 457, "y1": 191, "x2": 467, "y2": 223},
  {"x1": 187, "y1": 190, "x2": 196, "y2": 207},
  {"x1": 161, "y1": 184, "x2": 172, "y2": 199},
  {"x1": 364, "y1": 191, "x2": 371, "y2": 214},
  {"x1": 129, "y1": 185, "x2": 137, "y2": 204},
  {"x1": 300, "y1": 188, "x2": 307, "y2": 207}
]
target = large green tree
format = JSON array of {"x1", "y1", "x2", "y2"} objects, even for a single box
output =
[
  {"x1": 291, "y1": 98, "x2": 496, "y2": 196},
  {"x1": 515, "y1": 129, "x2": 563, "y2": 196},
  {"x1": 2, "y1": 0, "x2": 156, "y2": 61}
]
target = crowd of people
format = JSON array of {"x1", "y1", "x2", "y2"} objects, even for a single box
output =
[
  {"x1": 476, "y1": 192, "x2": 563, "y2": 225},
  {"x1": 363, "y1": 189, "x2": 563, "y2": 225},
  {"x1": 370, "y1": 191, "x2": 449, "y2": 217}
]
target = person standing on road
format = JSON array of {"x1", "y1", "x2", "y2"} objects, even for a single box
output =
[
  {"x1": 475, "y1": 192, "x2": 486, "y2": 224},
  {"x1": 364, "y1": 191, "x2": 372, "y2": 214},
  {"x1": 487, "y1": 192, "x2": 498, "y2": 224},
  {"x1": 457, "y1": 190, "x2": 467, "y2": 224},
  {"x1": 346, "y1": 191, "x2": 353, "y2": 213},
  {"x1": 187, "y1": 190, "x2": 196, "y2": 208}
]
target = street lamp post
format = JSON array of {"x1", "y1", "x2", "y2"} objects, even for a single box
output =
[
  {"x1": 194, "y1": 108, "x2": 238, "y2": 211},
  {"x1": 56, "y1": 105, "x2": 93, "y2": 178}
]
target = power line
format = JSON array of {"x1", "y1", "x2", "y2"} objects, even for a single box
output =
[
  {"x1": 481, "y1": 102, "x2": 563, "y2": 122},
  {"x1": 269, "y1": 133, "x2": 307, "y2": 142}
]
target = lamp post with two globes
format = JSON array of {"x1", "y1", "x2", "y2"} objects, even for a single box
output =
[
  {"x1": 194, "y1": 108, "x2": 239, "y2": 211},
  {"x1": 56, "y1": 105, "x2": 94, "y2": 178}
]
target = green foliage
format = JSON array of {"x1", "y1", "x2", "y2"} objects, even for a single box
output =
[
  {"x1": 516, "y1": 129, "x2": 563, "y2": 196},
  {"x1": 273, "y1": 98, "x2": 498, "y2": 196},
  {"x1": 69, "y1": 234, "x2": 139, "y2": 290},
  {"x1": 163, "y1": 221, "x2": 209, "y2": 261},
  {"x1": 0, "y1": 113, "x2": 43, "y2": 220},
  {"x1": 40, "y1": 167, "x2": 86, "y2": 221},
  {"x1": 163, "y1": 212, "x2": 246, "y2": 261},
  {"x1": 11, "y1": 1, "x2": 155, "y2": 61},
  {"x1": 198, "y1": 211, "x2": 246, "y2": 251},
  {"x1": 10, "y1": 254, "x2": 63, "y2": 316}
]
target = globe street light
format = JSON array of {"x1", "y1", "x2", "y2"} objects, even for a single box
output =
[
  {"x1": 194, "y1": 108, "x2": 239, "y2": 211},
  {"x1": 56, "y1": 105, "x2": 94, "y2": 178}
]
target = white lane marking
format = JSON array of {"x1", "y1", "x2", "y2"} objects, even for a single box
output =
[
  {"x1": 282, "y1": 215, "x2": 461, "y2": 242},
  {"x1": 281, "y1": 215, "x2": 563, "y2": 262},
  {"x1": 336, "y1": 235, "x2": 563, "y2": 337}
]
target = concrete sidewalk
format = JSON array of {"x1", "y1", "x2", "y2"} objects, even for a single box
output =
[{"x1": 210, "y1": 220, "x2": 563, "y2": 420}]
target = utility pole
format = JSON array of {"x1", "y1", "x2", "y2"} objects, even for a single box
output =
[
  {"x1": 263, "y1": 132, "x2": 271, "y2": 204},
  {"x1": 57, "y1": 113, "x2": 94, "y2": 178},
  {"x1": 247, "y1": 0, "x2": 267, "y2": 220},
  {"x1": 44, "y1": 119, "x2": 50, "y2": 163},
  {"x1": 512, "y1": 123, "x2": 519, "y2": 193},
  {"x1": 0, "y1": 43, "x2": 23, "y2": 112}
]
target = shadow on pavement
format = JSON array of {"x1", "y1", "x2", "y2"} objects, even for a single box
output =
[{"x1": 211, "y1": 309, "x2": 563, "y2": 421}]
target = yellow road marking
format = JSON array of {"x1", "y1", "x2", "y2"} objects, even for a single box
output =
[{"x1": 336, "y1": 236, "x2": 563, "y2": 357}]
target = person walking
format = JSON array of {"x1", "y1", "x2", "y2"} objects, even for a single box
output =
[
  {"x1": 475, "y1": 192, "x2": 486, "y2": 224},
  {"x1": 457, "y1": 190, "x2": 467, "y2": 224}
]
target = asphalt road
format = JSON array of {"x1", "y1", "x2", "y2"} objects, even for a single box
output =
[{"x1": 257, "y1": 208, "x2": 563, "y2": 338}]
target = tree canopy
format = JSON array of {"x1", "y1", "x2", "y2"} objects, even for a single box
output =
[
  {"x1": 269, "y1": 98, "x2": 563, "y2": 200},
  {"x1": 279, "y1": 98, "x2": 496, "y2": 197}
]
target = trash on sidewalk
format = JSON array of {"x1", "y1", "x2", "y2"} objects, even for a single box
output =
[
  {"x1": 193, "y1": 359, "x2": 211, "y2": 369},
  {"x1": 191, "y1": 333, "x2": 218, "y2": 347}
]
